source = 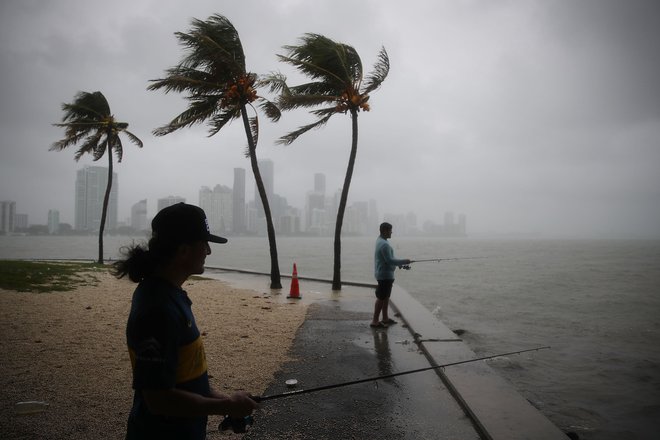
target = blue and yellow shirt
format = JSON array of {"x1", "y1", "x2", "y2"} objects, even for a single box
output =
[{"x1": 126, "y1": 277, "x2": 210, "y2": 439}]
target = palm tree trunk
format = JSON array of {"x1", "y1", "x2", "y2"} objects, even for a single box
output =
[
  {"x1": 240, "y1": 106, "x2": 282, "y2": 289},
  {"x1": 332, "y1": 109, "x2": 359, "y2": 290},
  {"x1": 98, "y1": 148, "x2": 113, "y2": 265}
]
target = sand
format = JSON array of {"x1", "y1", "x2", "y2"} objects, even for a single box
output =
[{"x1": 0, "y1": 270, "x2": 308, "y2": 439}]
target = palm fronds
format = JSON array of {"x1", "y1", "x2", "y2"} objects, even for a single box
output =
[
  {"x1": 276, "y1": 112, "x2": 334, "y2": 145},
  {"x1": 60, "y1": 91, "x2": 111, "y2": 123},
  {"x1": 149, "y1": 14, "x2": 280, "y2": 144},
  {"x1": 258, "y1": 100, "x2": 282, "y2": 122},
  {"x1": 181, "y1": 14, "x2": 246, "y2": 74},
  {"x1": 51, "y1": 91, "x2": 142, "y2": 163},
  {"x1": 275, "y1": 34, "x2": 388, "y2": 145},
  {"x1": 362, "y1": 47, "x2": 390, "y2": 94},
  {"x1": 153, "y1": 94, "x2": 227, "y2": 136}
]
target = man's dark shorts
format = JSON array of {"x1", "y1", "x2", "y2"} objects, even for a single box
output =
[{"x1": 375, "y1": 279, "x2": 394, "y2": 300}]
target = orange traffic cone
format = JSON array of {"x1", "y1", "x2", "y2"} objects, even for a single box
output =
[{"x1": 288, "y1": 263, "x2": 301, "y2": 299}]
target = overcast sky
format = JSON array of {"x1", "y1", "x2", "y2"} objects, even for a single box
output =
[{"x1": 1, "y1": 0, "x2": 659, "y2": 238}]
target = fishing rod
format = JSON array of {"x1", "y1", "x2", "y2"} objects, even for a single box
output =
[
  {"x1": 259, "y1": 345, "x2": 548, "y2": 401},
  {"x1": 401, "y1": 256, "x2": 488, "y2": 270},
  {"x1": 220, "y1": 346, "x2": 550, "y2": 432},
  {"x1": 410, "y1": 257, "x2": 487, "y2": 263}
]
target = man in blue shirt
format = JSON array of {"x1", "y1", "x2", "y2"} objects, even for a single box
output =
[{"x1": 372, "y1": 222, "x2": 410, "y2": 328}]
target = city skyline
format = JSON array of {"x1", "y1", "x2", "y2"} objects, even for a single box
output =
[{"x1": 1, "y1": 163, "x2": 467, "y2": 237}]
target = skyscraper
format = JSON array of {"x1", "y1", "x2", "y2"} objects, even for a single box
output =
[
  {"x1": 14, "y1": 213, "x2": 27, "y2": 230},
  {"x1": 254, "y1": 159, "x2": 274, "y2": 218},
  {"x1": 314, "y1": 173, "x2": 326, "y2": 194},
  {"x1": 305, "y1": 173, "x2": 327, "y2": 234},
  {"x1": 458, "y1": 213, "x2": 467, "y2": 236},
  {"x1": 75, "y1": 166, "x2": 118, "y2": 232},
  {"x1": 305, "y1": 192, "x2": 326, "y2": 233},
  {"x1": 199, "y1": 185, "x2": 232, "y2": 233},
  {"x1": 130, "y1": 199, "x2": 148, "y2": 232},
  {"x1": 157, "y1": 196, "x2": 186, "y2": 212},
  {"x1": 345, "y1": 201, "x2": 369, "y2": 235},
  {"x1": 48, "y1": 209, "x2": 60, "y2": 234},
  {"x1": 233, "y1": 168, "x2": 246, "y2": 233},
  {"x1": 1, "y1": 201, "x2": 16, "y2": 234}
]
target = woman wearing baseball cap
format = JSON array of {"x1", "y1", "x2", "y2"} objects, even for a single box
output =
[{"x1": 114, "y1": 203, "x2": 256, "y2": 439}]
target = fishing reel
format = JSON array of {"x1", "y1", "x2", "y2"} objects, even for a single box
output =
[
  {"x1": 400, "y1": 265, "x2": 412, "y2": 270},
  {"x1": 219, "y1": 415, "x2": 254, "y2": 433}
]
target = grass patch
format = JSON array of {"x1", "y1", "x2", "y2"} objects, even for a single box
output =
[{"x1": 0, "y1": 260, "x2": 109, "y2": 293}]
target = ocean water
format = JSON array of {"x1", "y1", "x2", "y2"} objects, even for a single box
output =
[{"x1": 2, "y1": 235, "x2": 659, "y2": 439}]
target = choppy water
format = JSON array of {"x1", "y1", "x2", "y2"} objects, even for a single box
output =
[{"x1": 2, "y1": 235, "x2": 659, "y2": 439}]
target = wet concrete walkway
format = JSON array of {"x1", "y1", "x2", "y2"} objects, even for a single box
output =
[{"x1": 206, "y1": 269, "x2": 568, "y2": 440}]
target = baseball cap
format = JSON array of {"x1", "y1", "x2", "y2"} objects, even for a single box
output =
[{"x1": 152, "y1": 203, "x2": 228, "y2": 244}]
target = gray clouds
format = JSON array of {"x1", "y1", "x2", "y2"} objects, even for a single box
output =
[{"x1": 1, "y1": 0, "x2": 659, "y2": 238}]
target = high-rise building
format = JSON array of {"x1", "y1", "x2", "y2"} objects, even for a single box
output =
[
  {"x1": 157, "y1": 196, "x2": 186, "y2": 212},
  {"x1": 309, "y1": 207, "x2": 326, "y2": 235},
  {"x1": 75, "y1": 166, "x2": 118, "y2": 232},
  {"x1": 279, "y1": 206, "x2": 301, "y2": 235},
  {"x1": 254, "y1": 159, "x2": 274, "y2": 218},
  {"x1": 345, "y1": 201, "x2": 369, "y2": 235},
  {"x1": 314, "y1": 173, "x2": 326, "y2": 194},
  {"x1": 305, "y1": 173, "x2": 327, "y2": 234},
  {"x1": 14, "y1": 213, "x2": 28, "y2": 230},
  {"x1": 233, "y1": 168, "x2": 246, "y2": 233},
  {"x1": 131, "y1": 199, "x2": 148, "y2": 232},
  {"x1": 458, "y1": 213, "x2": 467, "y2": 236},
  {"x1": 48, "y1": 209, "x2": 60, "y2": 234},
  {"x1": 326, "y1": 188, "x2": 341, "y2": 233},
  {"x1": 199, "y1": 185, "x2": 233, "y2": 233},
  {"x1": 1, "y1": 201, "x2": 16, "y2": 234},
  {"x1": 305, "y1": 192, "x2": 326, "y2": 234},
  {"x1": 246, "y1": 200, "x2": 258, "y2": 234}
]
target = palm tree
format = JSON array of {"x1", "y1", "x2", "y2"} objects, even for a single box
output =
[
  {"x1": 268, "y1": 34, "x2": 389, "y2": 290},
  {"x1": 51, "y1": 91, "x2": 143, "y2": 264},
  {"x1": 148, "y1": 14, "x2": 283, "y2": 289}
]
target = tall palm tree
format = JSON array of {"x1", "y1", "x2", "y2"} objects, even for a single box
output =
[
  {"x1": 51, "y1": 91, "x2": 143, "y2": 264},
  {"x1": 148, "y1": 14, "x2": 283, "y2": 289},
  {"x1": 268, "y1": 34, "x2": 389, "y2": 290}
]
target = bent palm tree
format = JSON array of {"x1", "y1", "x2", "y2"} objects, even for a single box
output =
[
  {"x1": 148, "y1": 14, "x2": 282, "y2": 289},
  {"x1": 51, "y1": 91, "x2": 143, "y2": 264},
  {"x1": 268, "y1": 34, "x2": 389, "y2": 290}
]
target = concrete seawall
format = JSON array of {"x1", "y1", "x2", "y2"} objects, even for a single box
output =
[
  {"x1": 390, "y1": 285, "x2": 567, "y2": 440},
  {"x1": 206, "y1": 267, "x2": 568, "y2": 439}
]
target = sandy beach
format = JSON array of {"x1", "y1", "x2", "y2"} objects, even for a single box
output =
[{"x1": 0, "y1": 270, "x2": 308, "y2": 439}]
